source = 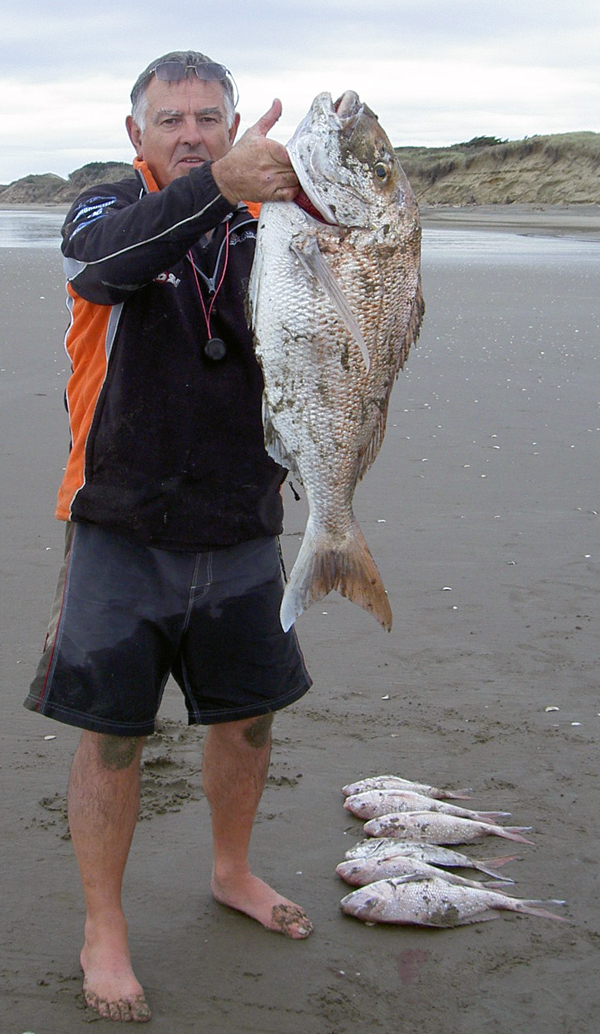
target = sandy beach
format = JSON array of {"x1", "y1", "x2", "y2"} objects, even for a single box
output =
[{"x1": 2, "y1": 208, "x2": 600, "y2": 1033}]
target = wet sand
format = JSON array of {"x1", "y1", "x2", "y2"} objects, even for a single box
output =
[{"x1": 2, "y1": 209, "x2": 600, "y2": 1032}]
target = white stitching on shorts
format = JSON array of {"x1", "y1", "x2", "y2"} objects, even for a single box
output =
[{"x1": 182, "y1": 550, "x2": 212, "y2": 632}]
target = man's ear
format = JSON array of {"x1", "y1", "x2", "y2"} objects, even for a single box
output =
[{"x1": 126, "y1": 115, "x2": 143, "y2": 156}]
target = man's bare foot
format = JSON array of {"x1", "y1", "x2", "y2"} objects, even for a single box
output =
[
  {"x1": 211, "y1": 871, "x2": 313, "y2": 939},
  {"x1": 80, "y1": 922, "x2": 151, "y2": 1022}
]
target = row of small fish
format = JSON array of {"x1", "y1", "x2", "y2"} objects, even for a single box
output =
[
  {"x1": 338, "y1": 774, "x2": 566, "y2": 926},
  {"x1": 342, "y1": 775, "x2": 533, "y2": 845},
  {"x1": 339, "y1": 837, "x2": 519, "y2": 901}
]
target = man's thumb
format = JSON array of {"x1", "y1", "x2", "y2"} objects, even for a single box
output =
[{"x1": 255, "y1": 98, "x2": 283, "y2": 137}]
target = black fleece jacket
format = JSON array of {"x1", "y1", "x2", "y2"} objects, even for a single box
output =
[{"x1": 57, "y1": 160, "x2": 286, "y2": 549}]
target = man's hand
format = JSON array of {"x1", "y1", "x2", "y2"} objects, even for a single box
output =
[{"x1": 211, "y1": 99, "x2": 300, "y2": 205}]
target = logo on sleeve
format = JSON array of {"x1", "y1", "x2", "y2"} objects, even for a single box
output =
[{"x1": 154, "y1": 271, "x2": 181, "y2": 287}]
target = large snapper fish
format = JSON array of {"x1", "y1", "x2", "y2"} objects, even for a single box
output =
[{"x1": 248, "y1": 91, "x2": 424, "y2": 632}]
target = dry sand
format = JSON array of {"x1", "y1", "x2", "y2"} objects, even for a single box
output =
[{"x1": 2, "y1": 209, "x2": 600, "y2": 1033}]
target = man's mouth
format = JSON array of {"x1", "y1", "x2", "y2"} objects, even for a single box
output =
[{"x1": 178, "y1": 156, "x2": 205, "y2": 165}]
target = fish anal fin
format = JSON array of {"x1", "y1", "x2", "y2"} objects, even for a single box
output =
[{"x1": 280, "y1": 518, "x2": 392, "y2": 632}]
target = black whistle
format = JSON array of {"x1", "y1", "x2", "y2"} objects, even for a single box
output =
[{"x1": 204, "y1": 337, "x2": 227, "y2": 361}]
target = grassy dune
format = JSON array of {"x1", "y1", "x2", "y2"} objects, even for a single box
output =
[
  {"x1": 1, "y1": 132, "x2": 599, "y2": 206},
  {"x1": 396, "y1": 132, "x2": 600, "y2": 206}
]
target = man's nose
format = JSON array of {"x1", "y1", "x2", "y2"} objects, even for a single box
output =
[{"x1": 180, "y1": 117, "x2": 205, "y2": 147}]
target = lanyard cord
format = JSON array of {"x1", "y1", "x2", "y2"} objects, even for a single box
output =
[{"x1": 188, "y1": 223, "x2": 230, "y2": 340}]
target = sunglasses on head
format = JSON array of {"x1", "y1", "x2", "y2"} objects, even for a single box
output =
[{"x1": 140, "y1": 60, "x2": 239, "y2": 107}]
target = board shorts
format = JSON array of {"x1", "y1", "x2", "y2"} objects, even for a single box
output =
[{"x1": 25, "y1": 522, "x2": 312, "y2": 736}]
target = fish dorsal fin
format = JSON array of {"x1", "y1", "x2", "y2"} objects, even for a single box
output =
[{"x1": 291, "y1": 237, "x2": 370, "y2": 373}]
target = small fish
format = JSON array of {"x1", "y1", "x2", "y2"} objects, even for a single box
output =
[
  {"x1": 363, "y1": 811, "x2": 534, "y2": 845},
  {"x1": 336, "y1": 855, "x2": 510, "y2": 890},
  {"x1": 341, "y1": 775, "x2": 471, "y2": 800},
  {"x1": 344, "y1": 789, "x2": 509, "y2": 823},
  {"x1": 341, "y1": 875, "x2": 566, "y2": 926},
  {"x1": 343, "y1": 839, "x2": 517, "y2": 881}
]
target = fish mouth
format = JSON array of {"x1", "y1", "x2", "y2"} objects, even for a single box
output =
[
  {"x1": 293, "y1": 189, "x2": 331, "y2": 223},
  {"x1": 289, "y1": 91, "x2": 366, "y2": 226}
]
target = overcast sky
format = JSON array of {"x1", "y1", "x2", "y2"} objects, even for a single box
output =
[{"x1": 2, "y1": 0, "x2": 599, "y2": 183}]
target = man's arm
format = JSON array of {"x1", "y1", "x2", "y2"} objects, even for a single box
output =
[
  {"x1": 62, "y1": 163, "x2": 236, "y2": 305},
  {"x1": 62, "y1": 100, "x2": 299, "y2": 307}
]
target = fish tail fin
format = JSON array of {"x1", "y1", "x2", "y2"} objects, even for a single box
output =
[
  {"x1": 478, "y1": 854, "x2": 519, "y2": 880},
  {"x1": 511, "y1": 901, "x2": 569, "y2": 922},
  {"x1": 496, "y1": 827, "x2": 535, "y2": 845},
  {"x1": 280, "y1": 517, "x2": 392, "y2": 632},
  {"x1": 440, "y1": 789, "x2": 473, "y2": 800}
]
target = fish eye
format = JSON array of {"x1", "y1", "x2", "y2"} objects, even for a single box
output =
[{"x1": 374, "y1": 162, "x2": 389, "y2": 180}]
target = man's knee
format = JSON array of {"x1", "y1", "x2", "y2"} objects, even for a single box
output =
[
  {"x1": 93, "y1": 732, "x2": 145, "y2": 771},
  {"x1": 243, "y1": 713, "x2": 273, "y2": 750}
]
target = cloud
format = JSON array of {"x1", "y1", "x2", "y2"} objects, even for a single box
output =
[{"x1": 0, "y1": 0, "x2": 598, "y2": 181}]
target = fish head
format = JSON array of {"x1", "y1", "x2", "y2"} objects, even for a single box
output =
[
  {"x1": 341, "y1": 884, "x2": 389, "y2": 920},
  {"x1": 287, "y1": 90, "x2": 418, "y2": 233},
  {"x1": 343, "y1": 794, "x2": 370, "y2": 816}
]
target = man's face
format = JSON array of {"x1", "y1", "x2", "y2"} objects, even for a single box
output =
[{"x1": 126, "y1": 75, "x2": 240, "y2": 188}]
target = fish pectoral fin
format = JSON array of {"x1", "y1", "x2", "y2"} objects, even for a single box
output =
[
  {"x1": 391, "y1": 873, "x2": 429, "y2": 886},
  {"x1": 290, "y1": 238, "x2": 371, "y2": 373}
]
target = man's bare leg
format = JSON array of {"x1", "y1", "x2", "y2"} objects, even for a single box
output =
[
  {"x1": 203, "y1": 714, "x2": 313, "y2": 939},
  {"x1": 68, "y1": 730, "x2": 151, "y2": 1022}
]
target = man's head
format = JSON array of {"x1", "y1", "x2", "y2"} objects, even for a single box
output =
[{"x1": 126, "y1": 51, "x2": 241, "y2": 188}]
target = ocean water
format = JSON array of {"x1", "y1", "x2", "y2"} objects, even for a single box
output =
[
  {"x1": 422, "y1": 226, "x2": 599, "y2": 266},
  {"x1": 0, "y1": 209, "x2": 66, "y2": 248},
  {"x1": 0, "y1": 207, "x2": 598, "y2": 265}
]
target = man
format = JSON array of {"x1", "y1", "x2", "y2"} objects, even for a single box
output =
[{"x1": 25, "y1": 51, "x2": 313, "y2": 1023}]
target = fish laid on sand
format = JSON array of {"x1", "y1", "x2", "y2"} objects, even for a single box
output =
[
  {"x1": 336, "y1": 855, "x2": 510, "y2": 890},
  {"x1": 340, "y1": 874, "x2": 566, "y2": 927},
  {"x1": 344, "y1": 789, "x2": 509, "y2": 823},
  {"x1": 363, "y1": 811, "x2": 534, "y2": 845},
  {"x1": 343, "y1": 839, "x2": 517, "y2": 880},
  {"x1": 248, "y1": 90, "x2": 424, "y2": 632},
  {"x1": 341, "y1": 775, "x2": 471, "y2": 800}
]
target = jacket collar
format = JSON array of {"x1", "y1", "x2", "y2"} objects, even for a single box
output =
[{"x1": 133, "y1": 158, "x2": 160, "y2": 194}]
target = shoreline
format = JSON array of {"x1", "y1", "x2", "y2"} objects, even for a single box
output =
[
  {"x1": 421, "y1": 202, "x2": 600, "y2": 239},
  {"x1": 2, "y1": 200, "x2": 600, "y2": 240}
]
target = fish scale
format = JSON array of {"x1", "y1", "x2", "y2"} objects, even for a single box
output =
[{"x1": 248, "y1": 90, "x2": 423, "y2": 632}]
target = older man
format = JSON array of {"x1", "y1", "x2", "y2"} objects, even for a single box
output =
[{"x1": 25, "y1": 51, "x2": 313, "y2": 1022}]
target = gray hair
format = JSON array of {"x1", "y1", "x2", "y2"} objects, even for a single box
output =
[{"x1": 130, "y1": 50, "x2": 236, "y2": 131}]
